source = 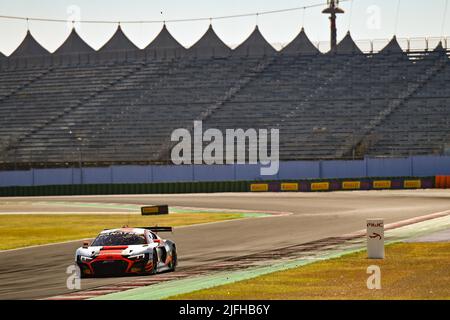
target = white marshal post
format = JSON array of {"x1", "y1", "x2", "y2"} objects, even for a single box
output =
[{"x1": 367, "y1": 219, "x2": 385, "y2": 259}]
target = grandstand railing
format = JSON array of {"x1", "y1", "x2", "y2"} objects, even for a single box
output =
[{"x1": 286, "y1": 36, "x2": 450, "y2": 53}]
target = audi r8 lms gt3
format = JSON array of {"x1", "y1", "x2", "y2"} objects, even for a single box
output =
[{"x1": 75, "y1": 227, "x2": 177, "y2": 277}]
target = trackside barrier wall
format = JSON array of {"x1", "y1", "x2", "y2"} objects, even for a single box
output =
[
  {"x1": 0, "y1": 180, "x2": 249, "y2": 197},
  {"x1": 435, "y1": 175, "x2": 450, "y2": 188},
  {"x1": 1, "y1": 156, "x2": 450, "y2": 187},
  {"x1": 249, "y1": 177, "x2": 433, "y2": 193},
  {"x1": 0, "y1": 155, "x2": 449, "y2": 196},
  {"x1": 0, "y1": 176, "x2": 436, "y2": 197}
]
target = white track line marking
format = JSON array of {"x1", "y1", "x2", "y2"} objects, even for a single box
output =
[{"x1": 342, "y1": 209, "x2": 450, "y2": 238}]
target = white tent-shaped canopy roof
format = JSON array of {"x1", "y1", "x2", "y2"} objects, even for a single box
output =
[
  {"x1": 233, "y1": 26, "x2": 276, "y2": 56},
  {"x1": 335, "y1": 32, "x2": 363, "y2": 54},
  {"x1": 10, "y1": 31, "x2": 50, "y2": 57},
  {"x1": 379, "y1": 36, "x2": 405, "y2": 55},
  {"x1": 188, "y1": 25, "x2": 231, "y2": 57},
  {"x1": 99, "y1": 26, "x2": 138, "y2": 52},
  {"x1": 282, "y1": 28, "x2": 319, "y2": 55},
  {"x1": 54, "y1": 28, "x2": 94, "y2": 55},
  {"x1": 144, "y1": 24, "x2": 186, "y2": 57}
]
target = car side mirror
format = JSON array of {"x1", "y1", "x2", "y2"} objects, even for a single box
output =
[{"x1": 82, "y1": 241, "x2": 90, "y2": 248}]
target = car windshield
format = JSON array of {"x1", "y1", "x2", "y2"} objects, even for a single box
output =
[{"x1": 91, "y1": 231, "x2": 147, "y2": 246}]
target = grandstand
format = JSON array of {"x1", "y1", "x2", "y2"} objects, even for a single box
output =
[{"x1": 0, "y1": 24, "x2": 449, "y2": 169}]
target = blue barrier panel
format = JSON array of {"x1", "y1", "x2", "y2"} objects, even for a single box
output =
[
  {"x1": 278, "y1": 161, "x2": 320, "y2": 180},
  {"x1": 111, "y1": 166, "x2": 150, "y2": 184},
  {"x1": 193, "y1": 164, "x2": 234, "y2": 182},
  {"x1": 0, "y1": 170, "x2": 32, "y2": 187},
  {"x1": 0, "y1": 156, "x2": 449, "y2": 187},
  {"x1": 33, "y1": 168, "x2": 73, "y2": 186},
  {"x1": 82, "y1": 167, "x2": 112, "y2": 184},
  {"x1": 367, "y1": 157, "x2": 411, "y2": 177},
  {"x1": 412, "y1": 155, "x2": 450, "y2": 176},
  {"x1": 321, "y1": 160, "x2": 366, "y2": 179},
  {"x1": 72, "y1": 168, "x2": 82, "y2": 185},
  {"x1": 235, "y1": 163, "x2": 275, "y2": 181},
  {"x1": 152, "y1": 165, "x2": 193, "y2": 182}
]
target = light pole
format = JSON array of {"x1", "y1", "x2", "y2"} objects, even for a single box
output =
[
  {"x1": 69, "y1": 130, "x2": 83, "y2": 184},
  {"x1": 322, "y1": 0, "x2": 345, "y2": 52},
  {"x1": 77, "y1": 137, "x2": 83, "y2": 185}
]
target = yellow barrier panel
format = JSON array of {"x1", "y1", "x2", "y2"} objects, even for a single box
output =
[
  {"x1": 281, "y1": 183, "x2": 299, "y2": 191},
  {"x1": 404, "y1": 180, "x2": 421, "y2": 189},
  {"x1": 311, "y1": 182, "x2": 330, "y2": 191},
  {"x1": 250, "y1": 184, "x2": 269, "y2": 192},
  {"x1": 373, "y1": 180, "x2": 391, "y2": 189},
  {"x1": 342, "y1": 181, "x2": 361, "y2": 190}
]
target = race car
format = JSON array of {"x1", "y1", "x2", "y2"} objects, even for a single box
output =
[{"x1": 75, "y1": 226, "x2": 177, "y2": 277}]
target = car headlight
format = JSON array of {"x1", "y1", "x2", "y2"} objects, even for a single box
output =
[
  {"x1": 79, "y1": 255, "x2": 94, "y2": 262},
  {"x1": 128, "y1": 253, "x2": 146, "y2": 260}
]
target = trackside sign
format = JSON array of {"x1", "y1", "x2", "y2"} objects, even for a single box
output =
[
  {"x1": 250, "y1": 184, "x2": 269, "y2": 192},
  {"x1": 367, "y1": 219, "x2": 385, "y2": 259},
  {"x1": 404, "y1": 180, "x2": 421, "y2": 189},
  {"x1": 281, "y1": 183, "x2": 299, "y2": 191},
  {"x1": 311, "y1": 182, "x2": 329, "y2": 191},
  {"x1": 373, "y1": 180, "x2": 391, "y2": 189},
  {"x1": 342, "y1": 181, "x2": 361, "y2": 190}
]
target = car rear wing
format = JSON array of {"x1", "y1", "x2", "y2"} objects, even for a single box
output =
[{"x1": 138, "y1": 226, "x2": 173, "y2": 233}]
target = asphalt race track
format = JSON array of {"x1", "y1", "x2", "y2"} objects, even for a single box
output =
[{"x1": 0, "y1": 190, "x2": 449, "y2": 300}]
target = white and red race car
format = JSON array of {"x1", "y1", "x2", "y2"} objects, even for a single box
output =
[{"x1": 75, "y1": 227, "x2": 177, "y2": 277}]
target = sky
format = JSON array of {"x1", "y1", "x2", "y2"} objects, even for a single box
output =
[{"x1": 0, "y1": 0, "x2": 449, "y2": 55}]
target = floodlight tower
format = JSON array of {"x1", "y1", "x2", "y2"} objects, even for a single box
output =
[{"x1": 322, "y1": 0, "x2": 345, "y2": 52}]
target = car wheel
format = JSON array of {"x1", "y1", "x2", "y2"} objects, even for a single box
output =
[
  {"x1": 78, "y1": 266, "x2": 88, "y2": 278},
  {"x1": 169, "y1": 247, "x2": 177, "y2": 272},
  {"x1": 149, "y1": 249, "x2": 158, "y2": 275}
]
